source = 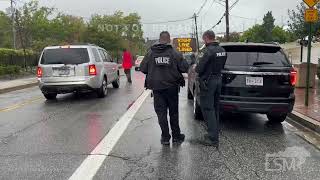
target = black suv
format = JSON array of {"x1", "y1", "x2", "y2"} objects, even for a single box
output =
[{"x1": 188, "y1": 43, "x2": 296, "y2": 123}]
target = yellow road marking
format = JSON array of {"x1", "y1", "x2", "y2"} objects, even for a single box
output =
[{"x1": 0, "y1": 96, "x2": 44, "y2": 112}]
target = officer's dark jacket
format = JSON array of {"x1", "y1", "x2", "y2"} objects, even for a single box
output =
[
  {"x1": 141, "y1": 42, "x2": 189, "y2": 90},
  {"x1": 196, "y1": 42, "x2": 227, "y2": 80}
]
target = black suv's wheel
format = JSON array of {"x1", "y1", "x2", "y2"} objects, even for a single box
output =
[
  {"x1": 112, "y1": 77, "x2": 120, "y2": 88},
  {"x1": 187, "y1": 87, "x2": 193, "y2": 100},
  {"x1": 193, "y1": 92, "x2": 203, "y2": 120},
  {"x1": 43, "y1": 92, "x2": 57, "y2": 100},
  {"x1": 267, "y1": 114, "x2": 287, "y2": 123},
  {"x1": 97, "y1": 78, "x2": 108, "y2": 98}
]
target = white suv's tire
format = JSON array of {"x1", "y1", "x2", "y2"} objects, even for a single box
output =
[
  {"x1": 112, "y1": 77, "x2": 120, "y2": 88},
  {"x1": 97, "y1": 78, "x2": 108, "y2": 98},
  {"x1": 43, "y1": 92, "x2": 57, "y2": 100}
]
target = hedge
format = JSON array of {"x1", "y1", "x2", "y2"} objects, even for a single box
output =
[
  {"x1": 0, "y1": 48, "x2": 39, "y2": 68},
  {"x1": 0, "y1": 48, "x2": 35, "y2": 58},
  {"x1": 0, "y1": 65, "x2": 21, "y2": 76}
]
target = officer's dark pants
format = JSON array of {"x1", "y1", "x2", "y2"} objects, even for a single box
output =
[
  {"x1": 200, "y1": 76, "x2": 222, "y2": 142},
  {"x1": 153, "y1": 86, "x2": 180, "y2": 140}
]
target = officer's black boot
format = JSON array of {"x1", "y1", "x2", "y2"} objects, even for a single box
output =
[
  {"x1": 161, "y1": 136, "x2": 171, "y2": 145},
  {"x1": 172, "y1": 134, "x2": 185, "y2": 143}
]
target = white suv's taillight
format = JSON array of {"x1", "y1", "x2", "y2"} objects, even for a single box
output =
[
  {"x1": 89, "y1": 65, "x2": 97, "y2": 76},
  {"x1": 37, "y1": 67, "x2": 42, "y2": 78},
  {"x1": 290, "y1": 70, "x2": 297, "y2": 86}
]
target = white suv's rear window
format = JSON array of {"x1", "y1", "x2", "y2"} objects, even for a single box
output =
[{"x1": 41, "y1": 48, "x2": 89, "y2": 65}]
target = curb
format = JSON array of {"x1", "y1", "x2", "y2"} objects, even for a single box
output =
[
  {"x1": 288, "y1": 111, "x2": 320, "y2": 134},
  {"x1": 0, "y1": 81, "x2": 39, "y2": 95}
]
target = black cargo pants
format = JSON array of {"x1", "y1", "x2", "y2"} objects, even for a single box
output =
[
  {"x1": 153, "y1": 86, "x2": 181, "y2": 140},
  {"x1": 200, "y1": 75, "x2": 222, "y2": 142}
]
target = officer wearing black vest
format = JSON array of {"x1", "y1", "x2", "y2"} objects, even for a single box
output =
[
  {"x1": 196, "y1": 30, "x2": 227, "y2": 147},
  {"x1": 141, "y1": 31, "x2": 189, "y2": 145}
]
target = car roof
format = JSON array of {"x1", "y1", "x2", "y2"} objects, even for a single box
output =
[
  {"x1": 44, "y1": 44, "x2": 101, "y2": 50},
  {"x1": 220, "y1": 42, "x2": 281, "y2": 48}
]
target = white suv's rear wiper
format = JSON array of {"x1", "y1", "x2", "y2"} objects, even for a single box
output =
[{"x1": 252, "y1": 62, "x2": 274, "y2": 66}]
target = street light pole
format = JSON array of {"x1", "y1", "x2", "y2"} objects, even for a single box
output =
[
  {"x1": 305, "y1": 23, "x2": 312, "y2": 106},
  {"x1": 11, "y1": 0, "x2": 16, "y2": 49}
]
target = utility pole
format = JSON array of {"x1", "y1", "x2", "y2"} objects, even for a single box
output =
[
  {"x1": 11, "y1": 0, "x2": 16, "y2": 49},
  {"x1": 225, "y1": 0, "x2": 230, "y2": 42},
  {"x1": 194, "y1": 13, "x2": 200, "y2": 52}
]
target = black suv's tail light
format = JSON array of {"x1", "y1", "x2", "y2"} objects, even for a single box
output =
[{"x1": 290, "y1": 70, "x2": 297, "y2": 86}]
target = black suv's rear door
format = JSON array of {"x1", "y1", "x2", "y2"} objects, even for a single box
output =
[{"x1": 221, "y1": 45, "x2": 295, "y2": 99}]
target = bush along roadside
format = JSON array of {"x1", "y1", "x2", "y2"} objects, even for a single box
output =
[
  {"x1": 0, "y1": 65, "x2": 21, "y2": 76},
  {"x1": 0, "y1": 48, "x2": 38, "y2": 68}
]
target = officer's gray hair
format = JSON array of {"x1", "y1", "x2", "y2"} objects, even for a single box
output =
[
  {"x1": 159, "y1": 31, "x2": 171, "y2": 43},
  {"x1": 203, "y1": 30, "x2": 215, "y2": 40}
]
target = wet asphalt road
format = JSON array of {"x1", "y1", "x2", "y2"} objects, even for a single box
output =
[
  {"x1": 0, "y1": 72, "x2": 145, "y2": 179},
  {"x1": 93, "y1": 79, "x2": 320, "y2": 180},
  {"x1": 0, "y1": 71, "x2": 320, "y2": 180}
]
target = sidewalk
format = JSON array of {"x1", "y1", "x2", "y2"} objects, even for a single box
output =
[
  {"x1": 0, "y1": 77, "x2": 38, "y2": 94},
  {"x1": 291, "y1": 80, "x2": 320, "y2": 133}
]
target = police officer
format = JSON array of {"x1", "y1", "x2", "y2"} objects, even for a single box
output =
[
  {"x1": 195, "y1": 30, "x2": 227, "y2": 147},
  {"x1": 140, "y1": 31, "x2": 189, "y2": 145}
]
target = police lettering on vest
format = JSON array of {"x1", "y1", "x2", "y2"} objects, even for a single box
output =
[
  {"x1": 216, "y1": 52, "x2": 226, "y2": 57},
  {"x1": 155, "y1": 57, "x2": 171, "y2": 66}
]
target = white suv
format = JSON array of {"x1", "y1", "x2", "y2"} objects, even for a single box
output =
[{"x1": 37, "y1": 44, "x2": 120, "y2": 100}]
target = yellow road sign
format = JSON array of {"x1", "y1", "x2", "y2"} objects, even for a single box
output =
[
  {"x1": 305, "y1": 8, "x2": 318, "y2": 23},
  {"x1": 303, "y1": 0, "x2": 320, "y2": 8},
  {"x1": 173, "y1": 38, "x2": 197, "y2": 52}
]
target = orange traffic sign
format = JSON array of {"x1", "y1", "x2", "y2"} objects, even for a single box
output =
[
  {"x1": 303, "y1": 0, "x2": 320, "y2": 8},
  {"x1": 172, "y1": 38, "x2": 197, "y2": 52},
  {"x1": 305, "y1": 8, "x2": 318, "y2": 22}
]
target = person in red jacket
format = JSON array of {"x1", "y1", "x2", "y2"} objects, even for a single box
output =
[{"x1": 122, "y1": 48, "x2": 133, "y2": 83}]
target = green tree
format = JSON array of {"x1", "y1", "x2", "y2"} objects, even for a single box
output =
[
  {"x1": 262, "y1": 11, "x2": 275, "y2": 42},
  {"x1": 217, "y1": 32, "x2": 240, "y2": 42},
  {"x1": 272, "y1": 26, "x2": 289, "y2": 43},
  {"x1": 288, "y1": 2, "x2": 320, "y2": 39},
  {"x1": 0, "y1": 11, "x2": 12, "y2": 48},
  {"x1": 239, "y1": 24, "x2": 265, "y2": 42},
  {"x1": 84, "y1": 11, "x2": 144, "y2": 59}
]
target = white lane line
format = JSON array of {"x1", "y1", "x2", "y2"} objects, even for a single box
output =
[{"x1": 69, "y1": 90, "x2": 151, "y2": 180}]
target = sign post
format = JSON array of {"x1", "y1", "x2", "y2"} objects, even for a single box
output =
[{"x1": 303, "y1": 3, "x2": 319, "y2": 106}]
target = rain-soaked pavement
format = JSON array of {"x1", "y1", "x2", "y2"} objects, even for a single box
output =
[
  {"x1": 0, "y1": 72, "x2": 145, "y2": 179},
  {"x1": 0, "y1": 71, "x2": 320, "y2": 180}
]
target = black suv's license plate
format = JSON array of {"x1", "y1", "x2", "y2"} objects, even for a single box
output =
[{"x1": 246, "y1": 77, "x2": 263, "y2": 86}]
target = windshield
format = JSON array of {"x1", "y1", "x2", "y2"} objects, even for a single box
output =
[
  {"x1": 223, "y1": 46, "x2": 291, "y2": 67},
  {"x1": 40, "y1": 48, "x2": 89, "y2": 65}
]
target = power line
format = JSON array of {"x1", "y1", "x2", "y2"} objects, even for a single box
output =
[
  {"x1": 201, "y1": 0, "x2": 217, "y2": 18},
  {"x1": 196, "y1": 0, "x2": 209, "y2": 15},
  {"x1": 208, "y1": 0, "x2": 240, "y2": 31},
  {"x1": 141, "y1": 17, "x2": 193, "y2": 25},
  {"x1": 210, "y1": 13, "x2": 226, "y2": 30},
  {"x1": 229, "y1": 0, "x2": 239, "y2": 10},
  {"x1": 230, "y1": 14, "x2": 257, "y2": 21}
]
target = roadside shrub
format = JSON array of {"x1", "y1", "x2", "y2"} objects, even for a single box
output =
[
  {"x1": 0, "y1": 65, "x2": 21, "y2": 76},
  {"x1": 0, "y1": 48, "x2": 34, "y2": 58}
]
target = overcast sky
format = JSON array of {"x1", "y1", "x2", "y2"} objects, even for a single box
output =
[{"x1": 0, "y1": 0, "x2": 301, "y2": 39}]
